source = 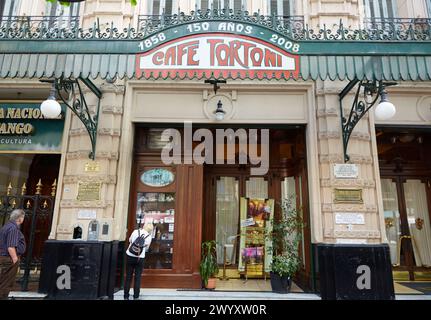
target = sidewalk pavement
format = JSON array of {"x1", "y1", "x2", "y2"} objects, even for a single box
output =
[
  {"x1": 7, "y1": 289, "x2": 431, "y2": 300},
  {"x1": 115, "y1": 289, "x2": 321, "y2": 300}
]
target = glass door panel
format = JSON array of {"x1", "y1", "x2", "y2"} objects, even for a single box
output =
[
  {"x1": 381, "y1": 179, "x2": 401, "y2": 265},
  {"x1": 216, "y1": 177, "x2": 239, "y2": 264},
  {"x1": 137, "y1": 192, "x2": 175, "y2": 269},
  {"x1": 246, "y1": 177, "x2": 268, "y2": 199},
  {"x1": 404, "y1": 180, "x2": 431, "y2": 267}
]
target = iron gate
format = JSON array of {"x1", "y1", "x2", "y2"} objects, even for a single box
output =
[{"x1": 0, "y1": 179, "x2": 56, "y2": 291}]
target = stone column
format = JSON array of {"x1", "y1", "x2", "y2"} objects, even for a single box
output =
[
  {"x1": 50, "y1": 80, "x2": 125, "y2": 242},
  {"x1": 313, "y1": 79, "x2": 394, "y2": 299}
]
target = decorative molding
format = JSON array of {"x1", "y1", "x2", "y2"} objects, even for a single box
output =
[
  {"x1": 318, "y1": 131, "x2": 340, "y2": 139},
  {"x1": 101, "y1": 105, "x2": 124, "y2": 115},
  {"x1": 69, "y1": 128, "x2": 121, "y2": 137},
  {"x1": 348, "y1": 154, "x2": 374, "y2": 164},
  {"x1": 316, "y1": 88, "x2": 346, "y2": 96},
  {"x1": 324, "y1": 229, "x2": 381, "y2": 238},
  {"x1": 63, "y1": 175, "x2": 117, "y2": 184},
  {"x1": 334, "y1": 230, "x2": 381, "y2": 238},
  {"x1": 318, "y1": 131, "x2": 370, "y2": 141},
  {"x1": 319, "y1": 154, "x2": 345, "y2": 163},
  {"x1": 60, "y1": 199, "x2": 114, "y2": 209},
  {"x1": 417, "y1": 96, "x2": 431, "y2": 122},
  {"x1": 350, "y1": 131, "x2": 371, "y2": 141},
  {"x1": 322, "y1": 203, "x2": 377, "y2": 213},
  {"x1": 317, "y1": 108, "x2": 339, "y2": 118},
  {"x1": 320, "y1": 179, "x2": 376, "y2": 188},
  {"x1": 67, "y1": 151, "x2": 119, "y2": 160},
  {"x1": 319, "y1": 154, "x2": 373, "y2": 164},
  {"x1": 56, "y1": 224, "x2": 72, "y2": 234}
]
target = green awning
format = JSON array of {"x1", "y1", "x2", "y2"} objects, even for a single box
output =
[
  {"x1": 1, "y1": 12, "x2": 431, "y2": 82},
  {"x1": 1, "y1": 53, "x2": 430, "y2": 81}
]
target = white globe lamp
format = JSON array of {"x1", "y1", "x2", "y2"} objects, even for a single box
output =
[
  {"x1": 214, "y1": 100, "x2": 226, "y2": 121},
  {"x1": 40, "y1": 83, "x2": 62, "y2": 119},
  {"x1": 375, "y1": 90, "x2": 396, "y2": 120}
]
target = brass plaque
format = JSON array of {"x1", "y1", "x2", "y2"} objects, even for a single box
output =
[
  {"x1": 77, "y1": 182, "x2": 101, "y2": 201},
  {"x1": 85, "y1": 161, "x2": 100, "y2": 172},
  {"x1": 334, "y1": 188, "x2": 363, "y2": 203}
]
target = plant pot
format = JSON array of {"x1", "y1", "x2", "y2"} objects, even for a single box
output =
[
  {"x1": 205, "y1": 277, "x2": 217, "y2": 290},
  {"x1": 270, "y1": 272, "x2": 291, "y2": 294}
]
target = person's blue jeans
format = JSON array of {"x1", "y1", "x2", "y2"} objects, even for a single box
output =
[{"x1": 124, "y1": 255, "x2": 145, "y2": 299}]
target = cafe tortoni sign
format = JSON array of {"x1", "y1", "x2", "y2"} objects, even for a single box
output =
[{"x1": 136, "y1": 21, "x2": 300, "y2": 80}]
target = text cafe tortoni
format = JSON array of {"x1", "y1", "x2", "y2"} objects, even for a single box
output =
[{"x1": 136, "y1": 22, "x2": 301, "y2": 80}]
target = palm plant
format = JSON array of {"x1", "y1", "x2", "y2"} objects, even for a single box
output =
[{"x1": 199, "y1": 240, "x2": 219, "y2": 287}]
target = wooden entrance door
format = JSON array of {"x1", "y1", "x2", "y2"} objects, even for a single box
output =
[
  {"x1": 377, "y1": 128, "x2": 431, "y2": 280},
  {"x1": 381, "y1": 176, "x2": 431, "y2": 279},
  {"x1": 202, "y1": 129, "x2": 312, "y2": 290}
]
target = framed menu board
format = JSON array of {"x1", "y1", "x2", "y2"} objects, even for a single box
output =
[{"x1": 238, "y1": 197, "x2": 274, "y2": 276}]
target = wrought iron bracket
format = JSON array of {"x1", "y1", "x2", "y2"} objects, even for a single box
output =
[
  {"x1": 339, "y1": 79, "x2": 396, "y2": 163},
  {"x1": 42, "y1": 77, "x2": 102, "y2": 160},
  {"x1": 205, "y1": 79, "x2": 227, "y2": 94}
]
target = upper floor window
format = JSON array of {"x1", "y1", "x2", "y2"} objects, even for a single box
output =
[
  {"x1": 364, "y1": 0, "x2": 397, "y2": 19},
  {"x1": 267, "y1": 0, "x2": 294, "y2": 17},
  {"x1": 46, "y1": 2, "x2": 80, "y2": 17},
  {"x1": 0, "y1": 0, "x2": 20, "y2": 18},
  {"x1": 197, "y1": 0, "x2": 247, "y2": 11},
  {"x1": 150, "y1": 0, "x2": 177, "y2": 15},
  {"x1": 45, "y1": 2, "x2": 80, "y2": 28},
  {"x1": 427, "y1": 0, "x2": 431, "y2": 18}
]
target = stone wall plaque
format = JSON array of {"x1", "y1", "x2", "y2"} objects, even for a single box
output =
[
  {"x1": 85, "y1": 161, "x2": 100, "y2": 172},
  {"x1": 77, "y1": 209, "x2": 97, "y2": 220},
  {"x1": 335, "y1": 212, "x2": 365, "y2": 225},
  {"x1": 77, "y1": 181, "x2": 101, "y2": 201},
  {"x1": 334, "y1": 164, "x2": 359, "y2": 179},
  {"x1": 334, "y1": 188, "x2": 363, "y2": 203}
]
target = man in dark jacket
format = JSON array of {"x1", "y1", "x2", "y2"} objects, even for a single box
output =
[{"x1": 0, "y1": 209, "x2": 26, "y2": 299}]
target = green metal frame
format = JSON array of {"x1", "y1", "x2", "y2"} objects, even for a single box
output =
[
  {"x1": 339, "y1": 80, "x2": 396, "y2": 163},
  {"x1": 54, "y1": 77, "x2": 102, "y2": 160}
]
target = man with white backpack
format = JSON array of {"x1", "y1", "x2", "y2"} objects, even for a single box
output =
[{"x1": 123, "y1": 222, "x2": 152, "y2": 300}]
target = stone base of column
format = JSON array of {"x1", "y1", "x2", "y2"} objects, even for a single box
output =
[
  {"x1": 313, "y1": 243, "x2": 395, "y2": 300},
  {"x1": 38, "y1": 240, "x2": 124, "y2": 300}
]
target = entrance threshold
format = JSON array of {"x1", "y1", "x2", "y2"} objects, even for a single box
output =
[
  {"x1": 114, "y1": 289, "x2": 320, "y2": 300},
  {"x1": 214, "y1": 268, "x2": 304, "y2": 293}
]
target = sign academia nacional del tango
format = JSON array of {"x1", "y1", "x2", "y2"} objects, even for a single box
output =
[{"x1": 136, "y1": 21, "x2": 301, "y2": 80}]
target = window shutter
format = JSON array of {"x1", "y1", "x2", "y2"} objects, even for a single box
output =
[
  {"x1": 0, "y1": 0, "x2": 6, "y2": 17},
  {"x1": 201, "y1": 0, "x2": 209, "y2": 11},
  {"x1": 283, "y1": 0, "x2": 291, "y2": 16},
  {"x1": 165, "y1": 0, "x2": 173, "y2": 15},
  {"x1": 270, "y1": 0, "x2": 277, "y2": 15},
  {"x1": 153, "y1": 0, "x2": 161, "y2": 15},
  {"x1": 214, "y1": 0, "x2": 222, "y2": 10}
]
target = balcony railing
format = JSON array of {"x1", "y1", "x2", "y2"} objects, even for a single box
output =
[
  {"x1": 0, "y1": 15, "x2": 80, "y2": 30},
  {"x1": 363, "y1": 17, "x2": 431, "y2": 33},
  {"x1": 137, "y1": 13, "x2": 305, "y2": 35}
]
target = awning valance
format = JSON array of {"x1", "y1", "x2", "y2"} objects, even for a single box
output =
[{"x1": 1, "y1": 53, "x2": 431, "y2": 81}]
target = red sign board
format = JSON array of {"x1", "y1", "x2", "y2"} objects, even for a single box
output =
[{"x1": 136, "y1": 34, "x2": 300, "y2": 80}]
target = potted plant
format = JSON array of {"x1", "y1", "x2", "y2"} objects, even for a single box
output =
[
  {"x1": 267, "y1": 198, "x2": 304, "y2": 293},
  {"x1": 199, "y1": 240, "x2": 219, "y2": 289}
]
